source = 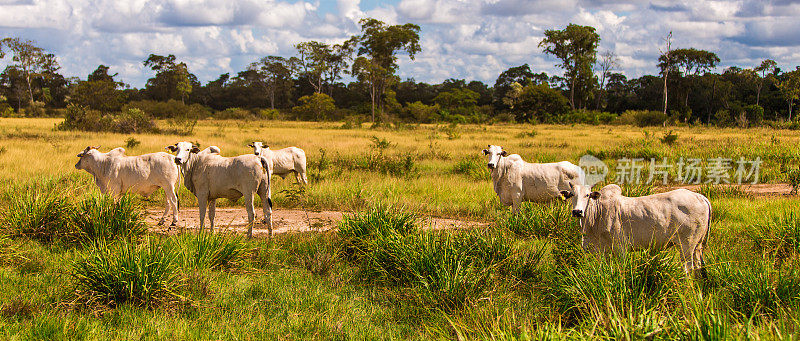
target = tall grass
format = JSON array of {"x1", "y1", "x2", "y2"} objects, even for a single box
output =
[
  {"x1": 551, "y1": 250, "x2": 683, "y2": 327},
  {"x1": 747, "y1": 210, "x2": 800, "y2": 262},
  {"x1": 169, "y1": 232, "x2": 247, "y2": 270},
  {"x1": 74, "y1": 193, "x2": 147, "y2": 243},
  {"x1": 495, "y1": 202, "x2": 575, "y2": 239},
  {"x1": 72, "y1": 240, "x2": 181, "y2": 307},
  {"x1": 712, "y1": 255, "x2": 800, "y2": 318},
  {"x1": 0, "y1": 181, "x2": 77, "y2": 243}
]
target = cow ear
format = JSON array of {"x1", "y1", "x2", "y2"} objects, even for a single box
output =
[
  {"x1": 165, "y1": 145, "x2": 177, "y2": 152},
  {"x1": 247, "y1": 144, "x2": 254, "y2": 148},
  {"x1": 482, "y1": 149, "x2": 489, "y2": 155},
  {"x1": 590, "y1": 191, "x2": 601, "y2": 199},
  {"x1": 501, "y1": 150, "x2": 508, "y2": 156},
  {"x1": 560, "y1": 191, "x2": 573, "y2": 199},
  {"x1": 191, "y1": 146, "x2": 201, "y2": 153}
]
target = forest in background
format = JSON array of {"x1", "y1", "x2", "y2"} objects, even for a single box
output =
[{"x1": 2, "y1": 19, "x2": 800, "y2": 131}]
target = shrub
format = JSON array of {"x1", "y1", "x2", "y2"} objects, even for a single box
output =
[
  {"x1": 58, "y1": 105, "x2": 158, "y2": 134},
  {"x1": 557, "y1": 110, "x2": 618, "y2": 125},
  {"x1": 113, "y1": 108, "x2": 157, "y2": 133},
  {"x1": 404, "y1": 101, "x2": 439, "y2": 123},
  {"x1": 72, "y1": 240, "x2": 181, "y2": 307},
  {"x1": 292, "y1": 93, "x2": 336, "y2": 121},
  {"x1": 338, "y1": 204, "x2": 418, "y2": 260},
  {"x1": 169, "y1": 232, "x2": 247, "y2": 270},
  {"x1": 618, "y1": 110, "x2": 668, "y2": 127},
  {"x1": 660, "y1": 130, "x2": 678, "y2": 145},
  {"x1": 214, "y1": 107, "x2": 254, "y2": 120},
  {"x1": 125, "y1": 137, "x2": 141, "y2": 149},
  {"x1": 124, "y1": 99, "x2": 210, "y2": 119},
  {"x1": 73, "y1": 193, "x2": 147, "y2": 243}
]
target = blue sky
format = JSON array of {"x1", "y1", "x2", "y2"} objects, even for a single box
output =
[{"x1": 2, "y1": 0, "x2": 799, "y2": 88}]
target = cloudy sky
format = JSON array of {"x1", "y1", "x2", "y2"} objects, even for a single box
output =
[{"x1": 2, "y1": 0, "x2": 799, "y2": 88}]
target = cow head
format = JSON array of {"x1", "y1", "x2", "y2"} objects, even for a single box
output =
[
  {"x1": 482, "y1": 145, "x2": 507, "y2": 170},
  {"x1": 248, "y1": 141, "x2": 268, "y2": 156},
  {"x1": 167, "y1": 141, "x2": 200, "y2": 165},
  {"x1": 75, "y1": 146, "x2": 100, "y2": 169},
  {"x1": 561, "y1": 183, "x2": 600, "y2": 218}
]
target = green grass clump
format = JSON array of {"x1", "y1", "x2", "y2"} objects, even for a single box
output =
[
  {"x1": 74, "y1": 193, "x2": 147, "y2": 243},
  {"x1": 698, "y1": 183, "x2": 750, "y2": 200},
  {"x1": 0, "y1": 182, "x2": 77, "y2": 243},
  {"x1": 747, "y1": 211, "x2": 800, "y2": 262},
  {"x1": 712, "y1": 256, "x2": 800, "y2": 318},
  {"x1": 551, "y1": 250, "x2": 683, "y2": 328},
  {"x1": 496, "y1": 202, "x2": 575, "y2": 239},
  {"x1": 169, "y1": 232, "x2": 247, "y2": 270},
  {"x1": 621, "y1": 182, "x2": 656, "y2": 197},
  {"x1": 338, "y1": 204, "x2": 418, "y2": 260},
  {"x1": 72, "y1": 240, "x2": 181, "y2": 307}
]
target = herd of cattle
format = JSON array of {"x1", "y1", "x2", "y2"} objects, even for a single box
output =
[{"x1": 73, "y1": 142, "x2": 711, "y2": 277}]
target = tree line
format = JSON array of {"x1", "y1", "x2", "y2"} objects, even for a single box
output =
[{"x1": 2, "y1": 20, "x2": 800, "y2": 127}]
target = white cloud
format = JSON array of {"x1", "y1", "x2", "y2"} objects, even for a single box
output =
[{"x1": 1, "y1": 0, "x2": 799, "y2": 87}]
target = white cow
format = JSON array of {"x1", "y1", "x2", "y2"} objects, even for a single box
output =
[
  {"x1": 561, "y1": 183, "x2": 712, "y2": 276},
  {"x1": 483, "y1": 144, "x2": 585, "y2": 213},
  {"x1": 248, "y1": 142, "x2": 308, "y2": 185},
  {"x1": 75, "y1": 146, "x2": 179, "y2": 226},
  {"x1": 168, "y1": 142, "x2": 273, "y2": 237}
]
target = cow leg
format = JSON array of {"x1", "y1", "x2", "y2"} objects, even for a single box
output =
[
  {"x1": 258, "y1": 182, "x2": 273, "y2": 237},
  {"x1": 166, "y1": 185, "x2": 179, "y2": 227},
  {"x1": 244, "y1": 193, "x2": 255, "y2": 239},
  {"x1": 301, "y1": 172, "x2": 308, "y2": 185},
  {"x1": 511, "y1": 195, "x2": 522, "y2": 214},
  {"x1": 208, "y1": 199, "x2": 216, "y2": 232},
  {"x1": 694, "y1": 244, "x2": 708, "y2": 281},
  {"x1": 198, "y1": 196, "x2": 207, "y2": 231},
  {"x1": 158, "y1": 187, "x2": 170, "y2": 226},
  {"x1": 679, "y1": 241, "x2": 695, "y2": 275}
]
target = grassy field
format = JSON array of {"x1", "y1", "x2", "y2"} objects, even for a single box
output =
[{"x1": 1, "y1": 118, "x2": 800, "y2": 339}]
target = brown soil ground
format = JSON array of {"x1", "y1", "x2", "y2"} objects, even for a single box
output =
[
  {"x1": 146, "y1": 208, "x2": 488, "y2": 236},
  {"x1": 663, "y1": 183, "x2": 795, "y2": 196}
]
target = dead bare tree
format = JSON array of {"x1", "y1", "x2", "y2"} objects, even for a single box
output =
[{"x1": 659, "y1": 31, "x2": 673, "y2": 116}]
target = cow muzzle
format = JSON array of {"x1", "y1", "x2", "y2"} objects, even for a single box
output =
[{"x1": 572, "y1": 209, "x2": 584, "y2": 218}]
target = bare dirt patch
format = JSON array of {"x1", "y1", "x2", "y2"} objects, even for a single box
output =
[
  {"x1": 146, "y1": 208, "x2": 488, "y2": 236},
  {"x1": 663, "y1": 183, "x2": 795, "y2": 196}
]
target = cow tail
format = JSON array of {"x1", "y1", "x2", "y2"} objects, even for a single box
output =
[
  {"x1": 261, "y1": 157, "x2": 273, "y2": 209},
  {"x1": 700, "y1": 195, "x2": 712, "y2": 281}
]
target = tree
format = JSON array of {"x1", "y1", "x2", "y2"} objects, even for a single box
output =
[
  {"x1": 493, "y1": 64, "x2": 540, "y2": 110},
  {"x1": 249, "y1": 56, "x2": 297, "y2": 109},
  {"x1": 513, "y1": 83, "x2": 570, "y2": 122},
  {"x1": 754, "y1": 59, "x2": 777, "y2": 106},
  {"x1": 295, "y1": 41, "x2": 352, "y2": 95},
  {"x1": 349, "y1": 18, "x2": 421, "y2": 122},
  {"x1": 595, "y1": 50, "x2": 619, "y2": 109},
  {"x1": 292, "y1": 93, "x2": 336, "y2": 121},
  {"x1": 0, "y1": 37, "x2": 60, "y2": 106},
  {"x1": 659, "y1": 47, "x2": 719, "y2": 121},
  {"x1": 658, "y1": 32, "x2": 672, "y2": 116},
  {"x1": 777, "y1": 67, "x2": 800, "y2": 121},
  {"x1": 539, "y1": 24, "x2": 600, "y2": 110},
  {"x1": 142, "y1": 54, "x2": 196, "y2": 103},
  {"x1": 70, "y1": 65, "x2": 124, "y2": 112}
]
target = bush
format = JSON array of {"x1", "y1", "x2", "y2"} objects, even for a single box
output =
[
  {"x1": 557, "y1": 110, "x2": 618, "y2": 125},
  {"x1": 660, "y1": 130, "x2": 678, "y2": 145},
  {"x1": 256, "y1": 108, "x2": 285, "y2": 120},
  {"x1": 72, "y1": 240, "x2": 181, "y2": 307},
  {"x1": 58, "y1": 105, "x2": 158, "y2": 134},
  {"x1": 618, "y1": 110, "x2": 668, "y2": 127},
  {"x1": 338, "y1": 204, "x2": 418, "y2": 260},
  {"x1": 124, "y1": 99, "x2": 210, "y2": 119},
  {"x1": 73, "y1": 193, "x2": 147, "y2": 243},
  {"x1": 292, "y1": 93, "x2": 336, "y2": 121},
  {"x1": 403, "y1": 101, "x2": 439, "y2": 123},
  {"x1": 214, "y1": 107, "x2": 255, "y2": 120}
]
